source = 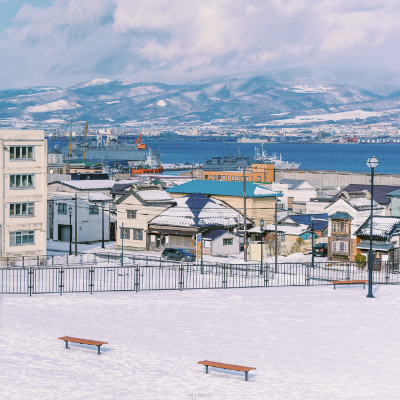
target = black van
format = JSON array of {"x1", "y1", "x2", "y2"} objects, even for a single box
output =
[
  {"x1": 161, "y1": 248, "x2": 196, "y2": 262},
  {"x1": 312, "y1": 243, "x2": 328, "y2": 257}
]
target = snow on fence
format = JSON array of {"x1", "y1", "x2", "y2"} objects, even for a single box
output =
[{"x1": 0, "y1": 261, "x2": 400, "y2": 295}]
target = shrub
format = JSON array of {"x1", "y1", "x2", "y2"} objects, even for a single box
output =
[{"x1": 355, "y1": 254, "x2": 366, "y2": 268}]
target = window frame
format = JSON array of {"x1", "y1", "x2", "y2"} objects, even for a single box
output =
[
  {"x1": 223, "y1": 238, "x2": 233, "y2": 246},
  {"x1": 132, "y1": 229, "x2": 143, "y2": 241},
  {"x1": 10, "y1": 202, "x2": 34, "y2": 217},
  {"x1": 58, "y1": 203, "x2": 68, "y2": 215},
  {"x1": 10, "y1": 174, "x2": 34, "y2": 189},
  {"x1": 120, "y1": 227, "x2": 130, "y2": 239},
  {"x1": 127, "y1": 210, "x2": 137, "y2": 219},
  {"x1": 89, "y1": 205, "x2": 99, "y2": 215},
  {"x1": 9, "y1": 146, "x2": 34, "y2": 161},
  {"x1": 10, "y1": 230, "x2": 35, "y2": 246}
]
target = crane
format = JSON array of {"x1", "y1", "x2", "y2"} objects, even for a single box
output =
[{"x1": 135, "y1": 133, "x2": 146, "y2": 149}]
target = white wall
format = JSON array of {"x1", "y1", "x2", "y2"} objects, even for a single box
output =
[{"x1": 0, "y1": 130, "x2": 47, "y2": 256}]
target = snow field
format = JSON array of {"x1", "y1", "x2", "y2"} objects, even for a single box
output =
[{"x1": 1, "y1": 285, "x2": 400, "y2": 399}]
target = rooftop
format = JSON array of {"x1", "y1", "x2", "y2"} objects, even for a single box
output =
[
  {"x1": 355, "y1": 216, "x2": 400, "y2": 240},
  {"x1": 277, "y1": 179, "x2": 312, "y2": 190},
  {"x1": 330, "y1": 184, "x2": 400, "y2": 205},
  {"x1": 166, "y1": 180, "x2": 282, "y2": 198}
]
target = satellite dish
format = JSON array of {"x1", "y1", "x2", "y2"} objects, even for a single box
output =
[{"x1": 50, "y1": 169, "x2": 54, "y2": 175}]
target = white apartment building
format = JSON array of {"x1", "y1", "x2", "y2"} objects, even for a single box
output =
[{"x1": 0, "y1": 130, "x2": 47, "y2": 256}]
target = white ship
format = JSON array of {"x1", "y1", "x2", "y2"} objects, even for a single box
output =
[{"x1": 254, "y1": 144, "x2": 300, "y2": 169}]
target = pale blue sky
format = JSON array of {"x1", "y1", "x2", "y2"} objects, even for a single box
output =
[{"x1": 0, "y1": 0, "x2": 399, "y2": 89}]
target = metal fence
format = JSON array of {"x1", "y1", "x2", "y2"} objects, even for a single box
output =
[{"x1": 1, "y1": 260, "x2": 400, "y2": 295}]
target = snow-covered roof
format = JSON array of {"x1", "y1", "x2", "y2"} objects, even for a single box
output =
[
  {"x1": 263, "y1": 223, "x2": 309, "y2": 236},
  {"x1": 150, "y1": 193, "x2": 239, "y2": 228},
  {"x1": 348, "y1": 197, "x2": 383, "y2": 210},
  {"x1": 137, "y1": 190, "x2": 173, "y2": 202},
  {"x1": 88, "y1": 193, "x2": 112, "y2": 202},
  {"x1": 355, "y1": 216, "x2": 400, "y2": 240},
  {"x1": 59, "y1": 180, "x2": 115, "y2": 189}
]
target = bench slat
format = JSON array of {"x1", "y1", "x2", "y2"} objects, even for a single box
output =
[
  {"x1": 330, "y1": 280, "x2": 367, "y2": 284},
  {"x1": 198, "y1": 360, "x2": 256, "y2": 372},
  {"x1": 58, "y1": 336, "x2": 108, "y2": 346}
]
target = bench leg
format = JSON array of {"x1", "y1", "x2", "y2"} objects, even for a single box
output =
[
  {"x1": 334, "y1": 284, "x2": 336, "y2": 290},
  {"x1": 65, "y1": 341, "x2": 69, "y2": 349},
  {"x1": 245, "y1": 371, "x2": 248, "y2": 381},
  {"x1": 205, "y1": 366, "x2": 209, "y2": 374},
  {"x1": 97, "y1": 345, "x2": 101, "y2": 355}
]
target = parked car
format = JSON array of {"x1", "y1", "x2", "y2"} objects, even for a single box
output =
[
  {"x1": 161, "y1": 248, "x2": 196, "y2": 262},
  {"x1": 312, "y1": 243, "x2": 328, "y2": 257}
]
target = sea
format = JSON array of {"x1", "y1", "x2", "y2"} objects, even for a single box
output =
[{"x1": 48, "y1": 140, "x2": 400, "y2": 175}]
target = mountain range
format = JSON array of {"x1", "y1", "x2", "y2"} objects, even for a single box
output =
[{"x1": 1, "y1": 68, "x2": 400, "y2": 128}]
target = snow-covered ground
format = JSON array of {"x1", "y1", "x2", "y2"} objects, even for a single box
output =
[{"x1": 1, "y1": 284, "x2": 399, "y2": 399}]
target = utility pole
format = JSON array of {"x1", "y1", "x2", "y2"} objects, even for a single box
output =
[
  {"x1": 83, "y1": 112, "x2": 88, "y2": 162},
  {"x1": 243, "y1": 166, "x2": 247, "y2": 262},
  {"x1": 68, "y1": 119, "x2": 73, "y2": 173},
  {"x1": 275, "y1": 196, "x2": 278, "y2": 273},
  {"x1": 101, "y1": 202, "x2": 105, "y2": 249},
  {"x1": 74, "y1": 193, "x2": 78, "y2": 256}
]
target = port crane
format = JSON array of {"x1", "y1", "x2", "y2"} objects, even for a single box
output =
[{"x1": 135, "y1": 133, "x2": 146, "y2": 149}]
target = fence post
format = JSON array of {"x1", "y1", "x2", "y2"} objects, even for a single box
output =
[
  {"x1": 89, "y1": 266, "x2": 94, "y2": 294},
  {"x1": 80, "y1": 254, "x2": 82, "y2": 265},
  {"x1": 306, "y1": 263, "x2": 310, "y2": 287},
  {"x1": 222, "y1": 264, "x2": 227, "y2": 289},
  {"x1": 52, "y1": 255, "x2": 54, "y2": 267},
  {"x1": 28, "y1": 267, "x2": 33, "y2": 296},
  {"x1": 146, "y1": 256, "x2": 148, "y2": 267},
  {"x1": 179, "y1": 264, "x2": 184, "y2": 291},
  {"x1": 346, "y1": 263, "x2": 350, "y2": 281},
  {"x1": 135, "y1": 266, "x2": 140, "y2": 293},
  {"x1": 108, "y1": 252, "x2": 109, "y2": 264},
  {"x1": 385, "y1": 261, "x2": 390, "y2": 285},
  {"x1": 66, "y1": 254, "x2": 68, "y2": 266},
  {"x1": 22, "y1": 256, "x2": 24, "y2": 269},
  {"x1": 265, "y1": 263, "x2": 269, "y2": 288},
  {"x1": 59, "y1": 267, "x2": 64, "y2": 296}
]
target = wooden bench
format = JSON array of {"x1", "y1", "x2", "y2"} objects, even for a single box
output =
[
  {"x1": 198, "y1": 360, "x2": 256, "y2": 381},
  {"x1": 330, "y1": 280, "x2": 368, "y2": 290},
  {"x1": 58, "y1": 336, "x2": 108, "y2": 355}
]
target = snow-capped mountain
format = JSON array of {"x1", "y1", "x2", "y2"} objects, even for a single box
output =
[{"x1": 1, "y1": 70, "x2": 399, "y2": 127}]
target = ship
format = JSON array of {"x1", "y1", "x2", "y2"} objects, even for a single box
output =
[
  {"x1": 61, "y1": 131, "x2": 160, "y2": 162},
  {"x1": 203, "y1": 144, "x2": 300, "y2": 171},
  {"x1": 131, "y1": 149, "x2": 163, "y2": 174}
]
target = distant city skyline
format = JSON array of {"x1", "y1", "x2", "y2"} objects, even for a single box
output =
[{"x1": 1, "y1": 0, "x2": 400, "y2": 89}]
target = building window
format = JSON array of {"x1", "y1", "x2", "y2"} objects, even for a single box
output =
[
  {"x1": 222, "y1": 175, "x2": 226, "y2": 180},
  {"x1": 333, "y1": 221, "x2": 348, "y2": 233},
  {"x1": 205, "y1": 174, "x2": 208, "y2": 179},
  {"x1": 332, "y1": 240, "x2": 349, "y2": 253},
  {"x1": 223, "y1": 238, "x2": 233, "y2": 246},
  {"x1": 10, "y1": 230, "x2": 34, "y2": 246},
  {"x1": 236, "y1": 176, "x2": 239, "y2": 181},
  {"x1": 10, "y1": 202, "x2": 34, "y2": 216},
  {"x1": 10, "y1": 174, "x2": 34, "y2": 188},
  {"x1": 227, "y1": 176, "x2": 230, "y2": 181},
  {"x1": 58, "y1": 203, "x2": 67, "y2": 214},
  {"x1": 133, "y1": 229, "x2": 143, "y2": 240},
  {"x1": 127, "y1": 210, "x2": 137, "y2": 219},
  {"x1": 257, "y1": 176, "x2": 261, "y2": 182},
  {"x1": 89, "y1": 205, "x2": 99, "y2": 215},
  {"x1": 120, "y1": 228, "x2": 130, "y2": 239},
  {"x1": 245, "y1": 176, "x2": 249, "y2": 182},
  {"x1": 218, "y1": 175, "x2": 221, "y2": 180},
  {"x1": 10, "y1": 146, "x2": 34, "y2": 160},
  {"x1": 213, "y1": 175, "x2": 216, "y2": 180}
]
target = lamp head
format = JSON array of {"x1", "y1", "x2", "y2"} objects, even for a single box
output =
[
  {"x1": 68, "y1": 206, "x2": 72, "y2": 214},
  {"x1": 260, "y1": 218, "x2": 264, "y2": 228},
  {"x1": 366, "y1": 156, "x2": 380, "y2": 169}
]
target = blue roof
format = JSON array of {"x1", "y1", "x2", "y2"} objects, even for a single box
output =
[
  {"x1": 289, "y1": 214, "x2": 328, "y2": 231},
  {"x1": 166, "y1": 180, "x2": 282, "y2": 198},
  {"x1": 202, "y1": 229, "x2": 228, "y2": 240}
]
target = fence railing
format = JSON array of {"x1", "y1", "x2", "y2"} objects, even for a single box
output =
[{"x1": 1, "y1": 260, "x2": 399, "y2": 295}]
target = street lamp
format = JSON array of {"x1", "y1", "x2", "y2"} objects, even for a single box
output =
[
  {"x1": 101, "y1": 202, "x2": 105, "y2": 249},
  {"x1": 260, "y1": 218, "x2": 264, "y2": 274},
  {"x1": 366, "y1": 156, "x2": 380, "y2": 298},
  {"x1": 198, "y1": 219, "x2": 205, "y2": 274},
  {"x1": 311, "y1": 216, "x2": 315, "y2": 269},
  {"x1": 68, "y1": 206, "x2": 73, "y2": 256},
  {"x1": 275, "y1": 198, "x2": 282, "y2": 273}
]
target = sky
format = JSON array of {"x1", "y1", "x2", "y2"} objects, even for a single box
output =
[{"x1": 0, "y1": 0, "x2": 400, "y2": 89}]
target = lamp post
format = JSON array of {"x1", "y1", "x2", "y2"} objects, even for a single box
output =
[
  {"x1": 198, "y1": 219, "x2": 205, "y2": 274},
  {"x1": 121, "y1": 222, "x2": 124, "y2": 267},
  {"x1": 101, "y1": 202, "x2": 105, "y2": 249},
  {"x1": 260, "y1": 218, "x2": 264, "y2": 274},
  {"x1": 275, "y1": 197, "x2": 280, "y2": 273},
  {"x1": 366, "y1": 156, "x2": 380, "y2": 298},
  {"x1": 68, "y1": 206, "x2": 73, "y2": 256},
  {"x1": 311, "y1": 216, "x2": 315, "y2": 269}
]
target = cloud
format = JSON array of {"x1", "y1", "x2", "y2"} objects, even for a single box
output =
[{"x1": 0, "y1": 0, "x2": 400, "y2": 88}]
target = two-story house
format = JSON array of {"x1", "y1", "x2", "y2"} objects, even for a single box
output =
[
  {"x1": 325, "y1": 191, "x2": 385, "y2": 261},
  {"x1": 0, "y1": 130, "x2": 47, "y2": 256}
]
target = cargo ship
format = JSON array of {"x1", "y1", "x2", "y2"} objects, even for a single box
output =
[{"x1": 131, "y1": 149, "x2": 163, "y2": 174}]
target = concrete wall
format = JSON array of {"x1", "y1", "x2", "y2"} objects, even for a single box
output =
[
  {"x1": 0, "y1": 130, "x2": 47, "y2": 256},
  {"x1": 276, "y1": 170, "x2": 400, "y2": 197}
]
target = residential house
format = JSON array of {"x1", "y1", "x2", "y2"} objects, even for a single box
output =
[
  {"x1": 166, "y1": 180, "x2": 282, "y2": 226},
  {"x1": 329, "y1": 184, "x2": 400, "y2": 216},
  {"x1": 288, "y1": 214, "x2": 328, "y2": 238},
  {"x1": 268, "y1": 179, "x2": 317, "y2": 214},
  {"x1": 47, "y1": 148, "x2": 66, "y2": 175},
  {"x1": 386, "y1": 189, "x2": 400, "y2": 217},
  {"x1": 202, "y1": 229, "x2": 241, "y2": 256},
  {"x1": 48, "y1": 192, "x2": 114, "y2": 242},
  {"x1": 326, "y1": 191, "x2": 385, "y2": 261},
  {"x1": 116, "y1": 186, "x2": 175, "y2": 250},
  {"x1": 355, "y1": 216, "x2": 400, "y2": 266},
  {"x1": 148, "y1": 193, "x2": 243, "y2": 251},
  {"x1": 0, "y1": 130, "x2": 47, "y2": 256}
]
